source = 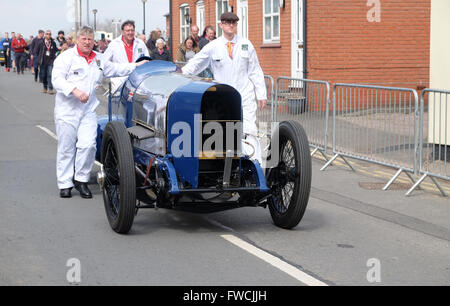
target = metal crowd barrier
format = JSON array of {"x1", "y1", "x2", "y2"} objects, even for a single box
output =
[
  {"x1": 275, "y1": 77, "x2": 331, "y2": 158},
  {"x1": 257, "y1": 75, "x2": 275, "y2": 124},
  {"x1": 254, "y1": 75, "x2": 276, "y2": 158},
  {"x1": 321, "y1": 84, "x2": 420, "y2": 192},
  {"x1": 406, "y1": 89, "x2": 450, "y2": 197}
]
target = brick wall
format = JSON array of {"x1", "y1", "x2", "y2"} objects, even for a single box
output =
[
  {"x1": 170, "y1": 0, "x2": 292, "y2": 80},
  {"x1": 170, "y1": 0, "x2": 431, "y2": 90},
  {"x1": 171, "y1": 0, "x2": 220, "y2": 60},
  {"x1": 307, "y1": 0, "x2": 431, "y2": 90},
  {"x1": 248, "y1": 0, "x2": 292, "y2": 82}
]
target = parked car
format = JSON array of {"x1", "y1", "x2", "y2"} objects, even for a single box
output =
[{"x1": 0, "y1": 49, "x2": 5, "y2": 66}]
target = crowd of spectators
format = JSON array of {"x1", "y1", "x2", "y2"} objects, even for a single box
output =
[{"x1": 0, "y1": 23, "x2": 217, "y2": 91}]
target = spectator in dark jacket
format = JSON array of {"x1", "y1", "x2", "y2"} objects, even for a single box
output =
[
  {"x1": 1, "y1": 32, "x2": 11, "y2": 72},
  {"x1": 36, "y1": 30, "x2": 58, "y2": 94},
  {"x1": 30, "y1": 30, "x2": 44, "y2": 82},
  {"x1": 199, "y1": 26, "x2": 216, "y2": 50},
  {"x1": 151, "y1": 38, "x2": 171, "y2": 61},
  {"x1": 55, "y1": 30, "x2": 66, "y2": 51},
  {"x1": 147, "y1": 28, "x2": 161, "y2": 53}
]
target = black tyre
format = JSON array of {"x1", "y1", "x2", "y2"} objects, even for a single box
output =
[
  {"x1": 267, "y1": 120, "x2": 312, "y2": 229},
  {"x1": 101, "y1": 121, "x2": 136, "y2": 234}
]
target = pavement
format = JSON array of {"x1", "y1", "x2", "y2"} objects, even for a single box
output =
[{"x1": 0, "y1": 67, "x2": 449, "y2": 286}]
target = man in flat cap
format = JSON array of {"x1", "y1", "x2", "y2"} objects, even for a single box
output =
[{"x1": 182, "y1": 12, "x2": 267, "y2": 164}]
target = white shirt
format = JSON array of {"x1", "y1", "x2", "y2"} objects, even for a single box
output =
[
  {"x1": 52, "y1": 47, "x2": 136, "y2": 120},
  {"x1": 103, "y1": 35, "x2": 149, "y2": 93}
]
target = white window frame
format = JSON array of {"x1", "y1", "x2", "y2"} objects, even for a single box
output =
[
  {"x1": 216, "y1": 0, "x2": 231, "y2": 37},
  {"x1": 196, "y1": 1, "x2": 205, "y2": 36},
  {"x1": 180, "y1": 4, "x2": 190, "y2": 43},
  {"x1": 237, "y1": 0, "x2": 249, "y2": 39},
  {"x1": 263, "y1": 0, "x2": 280, "y2": 43}
]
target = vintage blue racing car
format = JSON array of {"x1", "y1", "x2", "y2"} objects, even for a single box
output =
[{"x1": 95, "y1": 60, "x2": 312, "y2": 234}]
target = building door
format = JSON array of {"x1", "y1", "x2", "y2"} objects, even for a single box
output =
[
  {"x1": 237, "y1": 0, "x2": 248, "y2": 39},
  {"x1": 292, "y1": 0, "x2": 304, "y2": 79}
]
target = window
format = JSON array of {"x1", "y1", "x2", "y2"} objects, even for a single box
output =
[
  {"x1": 238, "y1": 0, "x2": 248, "y2": 39},
  {"x1": 263, "y1": 0, "x2": 280, "y2": 42},
  {"x1": 216, "y1": 0, "x2": 230, "y2": 37},
  {"x1": 180, "y1": 4, "x2": 190, "y2": 43},
  {"x1": 196, "y1": 1, "x2": 205, "y2": 36}
]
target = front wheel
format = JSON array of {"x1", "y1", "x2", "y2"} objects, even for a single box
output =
[
  {"x1": 267, "y1": 120, "x2": 312, "y2": 229},
  {"x1": 101, "y1": 121, "x2": 136, "y2": 234}
]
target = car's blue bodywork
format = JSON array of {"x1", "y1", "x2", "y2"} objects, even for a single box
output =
[{"x1": 96, "y1": 60, "x2": 269, "y2": 204}]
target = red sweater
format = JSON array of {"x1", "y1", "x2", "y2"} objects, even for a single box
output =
[{"x1": 12, "y1": 38, "x2": 27, "y2": 53}]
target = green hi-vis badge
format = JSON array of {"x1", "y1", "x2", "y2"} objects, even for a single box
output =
[{"x1": 242, "y1": 44, "x2": 248, "y2": 51}]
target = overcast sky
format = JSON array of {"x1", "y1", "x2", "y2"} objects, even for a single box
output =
[{"x1": 0, "y1": 0, "x2": 169, "y2": 38}]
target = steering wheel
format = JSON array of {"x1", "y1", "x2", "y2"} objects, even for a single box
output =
[{"x1": 136, "y1": 56, "x2": 152, "y2": 63}]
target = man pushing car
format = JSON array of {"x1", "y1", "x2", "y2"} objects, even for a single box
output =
[
  {"x1": 52, "y1": 26, "x2": 148, "y2": 199},
  {"x1": 182, "y1": 12, "x2": 267, "y2": 164}
]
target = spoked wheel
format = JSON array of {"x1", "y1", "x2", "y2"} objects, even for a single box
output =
[
  {"x1": 101, "y1": 121, "x2": 136, "y2": 234},
  {"x1": 267, "y1": 120, "x2": 312, "y2": 229}
]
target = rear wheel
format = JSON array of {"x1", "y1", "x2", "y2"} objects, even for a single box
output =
[
  {"x1": 267, "y1": 120, "x2": 312, "y2": 229},
  {"x1": 101, "y1": 121, "x2": 136, "y2": 234}
]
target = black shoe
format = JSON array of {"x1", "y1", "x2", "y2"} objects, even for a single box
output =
[
  {"x1": 74, "y1": 181, "x2": 92, "y2": 199},
  {"x1": 60, "y1": 188, "x2": 72, "y2": 198}
]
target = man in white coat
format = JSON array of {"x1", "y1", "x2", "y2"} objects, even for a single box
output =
[
  {"x1": 52, "y1": 26, "x2": 148, "y2": 199},
  {"x1": 103, "y1": 20, "x2": 149, "y2": 94},
  {"x1": 182, "y1": 12, "x2": 267, "y2": 164}
]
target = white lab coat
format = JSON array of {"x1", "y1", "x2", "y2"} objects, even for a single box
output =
[
  {"x1": 52, "y1": 47, "x2": 137, "y2": 189},
  {"x1": 103, "y1": 35, "x2": 149, "y2": 94},
  {"x1": 182, "y1": 35, "x2": 267, "y2": 162}
]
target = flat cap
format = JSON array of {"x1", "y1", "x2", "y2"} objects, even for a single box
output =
[{"x1": 220, "y1": 12, "x2": 239, "y2": 22}]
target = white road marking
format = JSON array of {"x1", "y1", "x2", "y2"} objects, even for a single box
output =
[
  {"x1": 37, "y1": 125, "x2": 321, "y2": 285},
  {"x1": 36, "y1": 125, "x2": 57, "y2": 140},
  {"x1": 36, "y1": 125, "x2": 102, "y2": 167},
  {"x1": 221, "y1": 234, "x2": 328, "y2": 286}
]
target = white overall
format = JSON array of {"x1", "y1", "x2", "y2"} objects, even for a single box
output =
[
  {"x1": 52, "y1": 47, "x2": 136, "y2": 189},
  {"x1": 182, "y1": 35, "x2": 267, "y2": 163}
]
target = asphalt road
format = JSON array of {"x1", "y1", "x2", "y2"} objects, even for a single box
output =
[{"x1": 0, "y1": 68, "x2": 449, "y2": 286}]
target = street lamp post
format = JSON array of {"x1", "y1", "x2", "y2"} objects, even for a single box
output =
[
  {"x1": 92, "y1": 9, "x2": 98, "y2": 32},
  {"x1": 141, "y1": 0, "x2": 147, "y2": 35},
  {"x1": 86, "y1": 0, "x2": 90, "y2": 25}
]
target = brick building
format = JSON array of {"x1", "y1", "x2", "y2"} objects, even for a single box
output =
[{"x1": 168, "y1": 0, "x2": 438, "y2": 90}]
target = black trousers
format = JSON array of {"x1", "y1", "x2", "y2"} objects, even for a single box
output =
[
  {"x1": 39, "y1": 64, "x2": 53, "y2": 90},
  {"x1": 4, "y1": 51, "x2": 10, "y2": 68},
  {"x1": 15, "y1": 52, "x2": 26, "y2": 73}
]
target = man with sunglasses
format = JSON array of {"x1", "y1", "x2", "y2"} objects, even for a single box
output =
[
  {"x1": 182, "y1": 12, "x2": 267, "y2": 164},
  {"x1": 36, "y1": 30, "x2": 57, "y2": 94}
]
